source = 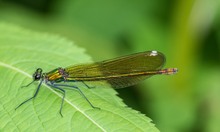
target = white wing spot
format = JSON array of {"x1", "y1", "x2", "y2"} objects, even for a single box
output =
[{"x1": 150, "y1": 51, "x2": 158, "y2": 56}]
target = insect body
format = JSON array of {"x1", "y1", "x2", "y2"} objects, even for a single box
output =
[{"x1": 15, "y1": 51, "x2": 178, "y2": 117}]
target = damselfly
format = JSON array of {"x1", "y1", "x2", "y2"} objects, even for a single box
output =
[{"x1": 15, "y1": 51, "x2": 178, "y2": 117}]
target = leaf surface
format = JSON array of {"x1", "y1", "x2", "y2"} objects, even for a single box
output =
[{"x1": 0, "y1": 23, "x2": 159, "y2": 132}]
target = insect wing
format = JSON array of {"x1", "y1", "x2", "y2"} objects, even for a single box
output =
[{"x1": 65, "y1": 51, "x2": 165, "y2": 88}]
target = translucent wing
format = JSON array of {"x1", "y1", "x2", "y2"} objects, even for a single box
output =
[{"x1": 65, "y1": 51, "x2": 165, "y2": 88}]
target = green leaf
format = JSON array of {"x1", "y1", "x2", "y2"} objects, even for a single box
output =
[{"x1": 0, "y1": 23, "x2": 159, "y2": 132}]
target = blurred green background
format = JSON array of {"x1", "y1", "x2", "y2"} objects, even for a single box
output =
[{"x1": 1, "y1": 0, "x2": 220, "y2": 131}]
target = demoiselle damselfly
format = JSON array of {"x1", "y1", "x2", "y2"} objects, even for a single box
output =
[{"x1": 15, "y1": 51, "x2": 178, "y2": 116}]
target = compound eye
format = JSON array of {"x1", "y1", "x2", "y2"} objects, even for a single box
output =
[
  {"x1": 33, "y1": 73, "x2": 40, "y2": 80},
  {"x1": 35, "y1": 74, "x2": 41, "y2": 80},
  {"x1": 33, "y1": 68, "x2": 43, "y2": 81}
]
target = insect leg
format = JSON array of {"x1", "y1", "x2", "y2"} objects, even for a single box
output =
[
  {"x1": 15, "y1": 79, "x2": 43, "y2": 110},
  {"x1": 21, "y1": 80, "x2": 35, "y2": 88},
  {"x1": 51, "y1": 84, "x2": 100, "y2": 109},
  {"x1": 66, "y1": 80, "x2": 95, "y2": 89},
  {"x1": 81, "y1": 81, "x2": 95, "y2": 89},
  {"x1": 46, "y1": 83, "x2": 65, "y2": 117}
]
